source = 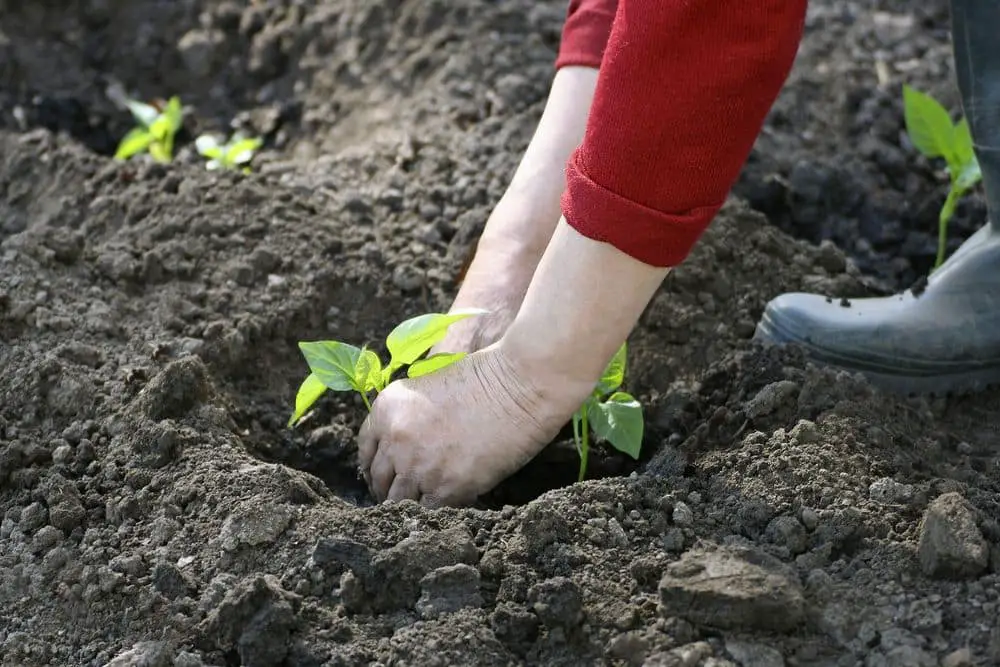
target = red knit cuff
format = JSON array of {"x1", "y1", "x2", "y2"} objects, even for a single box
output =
[
  {"x1": 554, "y1": 52, "x2": 603, "y2": 70},
  {"x1": 555, "y1": 40, "x2": 605, "y2": 70},
  {"x1": 555, "y1": 1, "x2": 616, "y2": 70},
  {"x1": 562, "y1": 149, "x2": 722, "y2": 267}
]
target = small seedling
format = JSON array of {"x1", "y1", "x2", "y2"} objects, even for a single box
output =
[
  {"x1": 902, "y1": 84, "x2": 982, "y2": 268},
  {"x1": 290, "y1": 310, "x2": 645, "y2": 483},
  {"x1": 195, "y1": 133, "x2": 264, "y2": 173},
  {"x1": 115, "y1": 96, "x2": 184, "y2": 163},
  {"x1": 289, "y1": 309, "x2": 484, "y2": 426},
  {"x1": 572, "y1": 342, "x2": 644, "y2": 482}
]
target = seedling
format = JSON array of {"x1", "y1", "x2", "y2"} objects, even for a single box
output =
[
  {"x1": 572, "y1": 342, "x2": 644, "y2": 482},
  {"x1": 902, "y1": 84, "x2": 982, "y2": 268},
  {"x1": 289, "y1": 309, "x2": 484, "y2": 426},
  {"x1": 195, "y1": 133, "x2": 264, "y2": 173},
  {"x1": 290, "y1": 310, "x2": 645, "y2": 484},
  {"x1": 115, "y1": 96, "x2": 184, "y2": 163}
]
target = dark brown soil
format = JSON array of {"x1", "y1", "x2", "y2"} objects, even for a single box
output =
[{"x1": 2, "y1": 1, "x2": 999, "y2": 666}]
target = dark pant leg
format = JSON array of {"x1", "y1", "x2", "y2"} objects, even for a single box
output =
[{"x1": 951, "y1": 0, "x2": 1000, "y2": 228}]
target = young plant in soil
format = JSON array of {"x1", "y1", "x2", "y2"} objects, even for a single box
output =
[
  {"x1": 114, "y1": 96, "x2": 184, "y2": 163},
  {"x1": 572, "y1": 342, "x2": 644, "y2": 482},
  {"x1": 288, "y1": 309, "x2": 485, "y2": 426},
  {"x1": 195, "y1": 133, "x2": 264, "y2": 173},
  {"x1": 902, "y1": 84, "x2": 982, "y2": 268},
  {"x1": 289, "y1": 309, "x2": 644, "y2": 485}
]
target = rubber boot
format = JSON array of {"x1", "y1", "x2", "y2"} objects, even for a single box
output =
[{"x1": 753, "y1": 0, "x2": 1000, "y2": 395}]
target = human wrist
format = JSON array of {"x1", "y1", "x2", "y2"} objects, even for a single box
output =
[
  {"x1": 497, "y1": 219, "x2": 671, "y2": 409},
  {"x1": 475, "y1": 200, "x2": 556, "y2": 266}
]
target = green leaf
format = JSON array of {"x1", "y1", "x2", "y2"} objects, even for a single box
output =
[
  {"x1": 195, "y1": 134, "x2": 223, "y2": 158},
  {"x1": 150, "y1": 114, "x2": 172, "y2": 141},
  {"x1": 903, "y1": 84, "x2": 955, "y2": 162},
  {"x1": 226, "y1": 137, "x2": 263, "y2": 165},
  {"x1": 952, "y1": 118, "x2": 976, "y2": 167},
  {"x1": 148, "y1": 141, "x2": 172, "y2": 163},
  {"x1": 955, "y1": 159, "x2": 982, "y2": 191},
  {"x1": 288, "y1": 373, "x2": 327, "y2": 427},
  {"x1": 590, "y1": 392, "x2": 644, "y2": 459},
  {"x1": 202, "y1": 146, "x2": 224, "y2": 160},
  {"x1": 115, "y1": 128, "x2": 154, "y2": 160},
  {"x1": 385, "y1": 308, "x2": 487, "y2": 371},
  {"x1": 162, "y1": 96, "x2": 183, "y2": 132},
  {"x1": 125, "y1": 99, "x2": 159, "y2": 127},
  {"x1": 298, "y1": 341, "x2": 364, "y2": 392},
  {"x1": 595, "y1": 342, "x2": 627, "y2": 396},
  {"x1": 356, "y1": 347, "x2": 385, "y2": 392},
  {"x1": 408, "y1": 351, "x2": 467, "y2": 378},
  {"x1": 380, "y1": 367, "x2": 395, "y2": 389}
]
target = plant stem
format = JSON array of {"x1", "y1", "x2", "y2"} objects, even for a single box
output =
[
  {"x1": 360, "y1": 391, "x2": 372, "y2": 412},
  {"x1": 578, "y1": 408, "x2": 590, "y2": 483},
  {"x1": 936, "y1": 188, "x2": 959, "y2": 269}
]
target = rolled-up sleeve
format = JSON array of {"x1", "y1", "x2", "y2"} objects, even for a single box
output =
[
  {"x1": 556, "y1": 0, "x2": 618, "y2": 69},
  {"x1": 562, "y1": 0, "x2": 807, "y2": 267}
]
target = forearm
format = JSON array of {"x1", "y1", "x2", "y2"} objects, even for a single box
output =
[
  {"x1": 449, "y1": 65, "x2": 599, "y2": 322},
  {"x1": 499, "y1": 218, "x2": 669, "y2": 411},
  {"x1": 475, "y1": 66, "x2": 599, "y2": 260}
]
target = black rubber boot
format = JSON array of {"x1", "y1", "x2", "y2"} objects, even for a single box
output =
[{"x1": 753, "y1": 0, "x2": 1000, "y2": 395}]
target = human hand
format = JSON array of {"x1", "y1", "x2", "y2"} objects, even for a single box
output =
[
  {"x1": 360, "y1": 218, "x2": 671, "y2": 508},
  {"x1": 356, "y1": 342, "x2": 580, "y2": 506}
]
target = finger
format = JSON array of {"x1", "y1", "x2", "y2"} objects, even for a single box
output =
[
  {"x1": 419, "y1": 492, "x2": 446, "y2": 509},
  {"x1": 357, "y1": 410, "x2": 379, "y2": 474},
  {"x1": 421, "y1": 484, "x2": 476, "y2": 509},
  {"x1": 369, "y1": 449, "x2": 396, "y2": 502},
  {"x1": 386, "y1": 474, "x2": 419, "y2": 503}
]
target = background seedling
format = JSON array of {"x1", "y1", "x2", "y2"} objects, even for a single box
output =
[
  {"x1": 902, "y1": 84, "x2": 982, "y2": 268},
  {"x1": 195, "y1": 133, "x2": 264, "y2": 172},
  {"x1": 572, "y1": 342, "x2": 644, "y2": 482},
  {"x1": 289, "y1": 309, "x2": 484, "y2": 426},
  {"x1": 114, "y1": 96, "x2": 183, "y2": 163}
]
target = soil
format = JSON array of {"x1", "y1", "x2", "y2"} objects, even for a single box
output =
[{"x1": 1, "y1": 1, "x2": 999, "y2": 666}]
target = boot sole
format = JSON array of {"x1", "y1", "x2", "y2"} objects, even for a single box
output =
[{"x1": 754, "y1": 313, "x2": 1000, "y2": 396}]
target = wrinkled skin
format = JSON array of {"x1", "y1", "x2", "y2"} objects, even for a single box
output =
[
  {"x1": 431, "y1": 239, "x2": 537, "y2": 355},
  {"x1": 357, "y1": 342, "x2": 565, "y2": 506},
  {"x1": 358, "y1": 220, "x2": 671, "y2": 505}
]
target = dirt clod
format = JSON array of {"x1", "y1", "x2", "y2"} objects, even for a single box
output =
[
  {"x1": 416, "y1": 563, "x2": 484, "y2": 619},
  {"x1": 528, "y1": 576, "x2": 584, "y2": 630},
  {"x1": 218, "y1": 501, "x2": 296, "y2": 552},
  {"x1": 658, "y1": 546, "x2": 807, "y2": 632},
  {"x1": 367, "y1": 526, "x2": 479, "y2": 613},
  {"x1": 725, "y1": 640, "x2": 786, "y2": 667},
  {"x1": 3, "y1": 1, "x2": 1000, "y2": 664},
  {"x1": 105, "y1": 641, "x2": 174, "y2": 667},
  {"x1": 918, "y1": 492, "x2": 990, "y2": 579},
  {"x1": 198, "y1": 575, "x2": 301, "y2": 667}
]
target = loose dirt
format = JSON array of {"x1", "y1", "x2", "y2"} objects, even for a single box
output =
[{"x1": 2, "y1": 1, "x2": 999, "y2": 666}]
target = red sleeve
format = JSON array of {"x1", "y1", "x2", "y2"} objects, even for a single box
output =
[
  {"x1": 562, "y1": 0, "x2": 807, "y2": 267},
  {"x1": 556, "y1": 0, "x2": 618, "y2": 69}
]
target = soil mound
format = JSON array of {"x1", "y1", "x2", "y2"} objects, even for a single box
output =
[{"x1": 2, "y1": 1, "x2": 998, "y2": 665}]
